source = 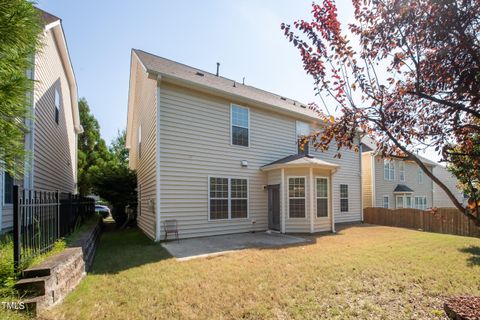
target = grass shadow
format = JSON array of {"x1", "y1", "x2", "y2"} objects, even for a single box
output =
[
  {"x1": 459, "y1": 246, "x2": 480, "y2": 266},
  {"x1": 90, "y1": 221, "x2": 173, "y2": 275}
]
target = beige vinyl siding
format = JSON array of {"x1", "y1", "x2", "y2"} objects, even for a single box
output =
[
  {"x1": 373, "y1": 156, "x2": 434, "y2": 208},
  {"x1": 33, "y1": 29, "x2": 76, "y2": 192},
  {"x1": 308, "y1": 134, "x2": 362, "y2": 224},
  {"x1": 128, "y1": 59, "x2": 157, "y2": 240},
  {"x1": 156, "y1": 81, "x2": 361, "y2": 238},
  {"x1": 362, "y1": 153, "x2": 373, "y2": 207},
  {"x1": 432, "y1": 166, "x2": 465, "y2": 207}
]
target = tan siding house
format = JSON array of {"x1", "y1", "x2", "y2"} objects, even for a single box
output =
[
  {"x1": 362, "y1": 149, "x2": 436, "y2": 210},
  {"x1": 0, "y1": 9, "x2": 81, "y2": 233},
  {"x1": 126, "y1": 49, "x2": 363, "y2": 241}
]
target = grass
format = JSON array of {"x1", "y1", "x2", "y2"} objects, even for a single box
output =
[{"x1": 36, "y1": 224, "x2": 480, "y2": 320}]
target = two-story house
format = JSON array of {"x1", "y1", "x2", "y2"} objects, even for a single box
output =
[
  {"x1": 0, "y1": 9, "x2": 82, "y2": 233},
  {"x1": 361, "y1": 142, "x2": 437, "y2": 210},
  {"x1": 432, "y1": 165, "x2": 468, "y2": 208},
  {"x1": 126, "y1": 49, "x2": 364, "y2": 241}
]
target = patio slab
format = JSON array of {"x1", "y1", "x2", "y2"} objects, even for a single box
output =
[{"x1": 161, "y1": 231, "x2": 309, "y2": 261}]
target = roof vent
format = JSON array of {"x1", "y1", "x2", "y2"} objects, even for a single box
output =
[
  {"x1": 280, "y1": 97, "x2": 287, "y2": 101},
  {"x1": 216, "y1": 62, "x2": 220, "y2": 76},
  {"x1": 195, "y1": 72, "x2": 204, "y2": 77},
  {"x1": 233, "y1": 81, "x2": 236, "y2": 88},
  {"x1": 300, "y1": 105, "x2": 307, "y2": 108}
]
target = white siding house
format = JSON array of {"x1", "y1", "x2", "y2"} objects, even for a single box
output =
[
  {"x1": 432, "y1": 166, "x2": 467, "y2": 208},
  {"x1": 126, "y1": 49, "x2": 363, "y2": 241},
  {"x1": 0, "y1": 9, "x2": 81, "y2": 233}
]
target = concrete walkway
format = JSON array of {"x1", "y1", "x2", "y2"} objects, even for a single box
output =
[{"x1": 161, "y1": 232, "x2": 308, "y2": 261}]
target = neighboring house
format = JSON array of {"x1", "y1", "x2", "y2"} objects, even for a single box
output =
[
  {"x1": 362, "y1": 143, "x2": 437, "y2": 210},
  {"x1": 432, "y1": 165, "x2": 467, "y2": 208},
  {"x1": 126, "y1": 49, "x2": 363, "y2": 241},
  {"x1": 0, "y1": 9, "x2": 81, "y2": 234}
]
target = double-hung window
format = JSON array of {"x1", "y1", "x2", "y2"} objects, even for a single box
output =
[
  {"x1": 417, "y1": 169, "x2": 424, "y2": 184},
  {"x1": 384, "y1": 160, "x2": 395, "y2": 180},
  {"x1": 340, "y1": 184, "x2": 349, "y2": 212},
  {"x1": 414, "y1": 196, "x2": 427, "y2": 210},
  {"x1": 383, "y1": 196, "x2": 389, "y2": 208},
  {"x1": 209, "y1": 177, "x2": 248, "y2": 220},
  {"x1": 231, "y1": 105, "x2": 249, "y2": 147},
  {"x1": 288, "y1": 177, "x2": 306, "y2": 218},
  {"x1": 54, "y1": 88, "x2": 61, "y2": 124},
  {"x1": 396, "y1": 196, "x2": 404, "y2": 208},
  {"x1": 3, "y1": 172, "x2": 13, "y2": 205},
  {"x1": 316, "y1": 177, "x2": 328, "y2": 217},
  {"x1": 296, "y1": 121, "x2": 310, "y2": 155},
  {"x1": 399, "y1": 162, "x2": 405, "y2": 182}
]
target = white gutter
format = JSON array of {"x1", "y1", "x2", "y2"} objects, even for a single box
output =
[
  {"x1": 154, "y1": 75, "x2": 162, "y2": 241},
  {"x1": 309, "y1": 167, "x2": 314, "y2": 233},
  {"x1": 331, "y1": 169, "x2": 336, "y2": 233}
]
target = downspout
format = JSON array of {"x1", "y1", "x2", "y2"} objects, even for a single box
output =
[
  {"x1": 309, "y1": 167, "x2": 314, "y2": 233},
  {"x1": 155, "y1": 75, "x2": 162, "y2": 241},
  {"x1": 280, "y1": 168, "x2": 285, "y2": 233},
  {"x1": 371, "y1": 154, "x2": 376, "y2": 207},
  {"x1": 331, "y1": 169, "x2": 336, "y2": 233},
  {"x1": 359, "y1": 143, "x2": 364, "y2": 222}
]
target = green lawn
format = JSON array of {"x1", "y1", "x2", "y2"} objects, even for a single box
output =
[{"x1": 35, "y1": 224, "x2": 480, "y2": 320}]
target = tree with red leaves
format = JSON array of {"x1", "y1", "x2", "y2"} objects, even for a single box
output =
[{"x1": 282, "y1": 0, "x2": 480, "y2": 224}]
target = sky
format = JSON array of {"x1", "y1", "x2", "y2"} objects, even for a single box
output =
[{"x1": 35, "y1": 0, "x2": 440, "y2": 162}]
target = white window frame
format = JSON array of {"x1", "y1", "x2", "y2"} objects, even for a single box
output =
[
  {"x1": 396, "y1": 195, "x2": 404, "y2": 208},
  {"x1": 230, "y1": 104, "x2": 250, "y2": 148},
  {"x1": 340, "y1": 183, "x2": 349, "y2": 213},
  {"x1": 315, "y1": 176, "x2": 329, "y2": 218},
  {"x1": 208, "y1": 176, "x2": 249, "y2": 221},
  {"x1": 287, "y1": 176, "x2": 307, "y2": 219},
  {"x1": 138, "y1": 125, "x2": 142, "y2": 159},
  {"x1": 417, "y1": 168, "x2": 424, "y2": 184},
  {"x1": 383, "y1": 196, "x2": 389, "y2": 209},
  {"x1": 405, "y1": 195, "x2": 412, "y2": 208},
  {"x1": 399, "y1": 162, "x2": 405, "y2": 182},
  {"x1": 384, "y1": 160, "x2": 395, "y2": 181},
  {"x1": 414, "y1": 196, "x2": 427, "y2": 210}
]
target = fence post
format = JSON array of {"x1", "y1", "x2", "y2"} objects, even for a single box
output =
[{"x1": 13, "y1": 185, "x2": 20, "y2": 272}]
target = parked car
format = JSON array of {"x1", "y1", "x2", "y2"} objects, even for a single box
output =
[{"x1": 95, "y1": 205, "x2": 111, "y2": 218}]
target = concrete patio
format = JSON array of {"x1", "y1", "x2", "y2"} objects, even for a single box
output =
[{"x1": 161, "y1": 231, "x2": 309, "y2": 261}]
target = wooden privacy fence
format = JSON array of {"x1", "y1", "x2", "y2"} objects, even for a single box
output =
[{"x1": 363, "y1": 207, "x2": 480, "y2": 238}]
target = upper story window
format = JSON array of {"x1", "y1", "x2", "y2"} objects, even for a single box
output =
[
  {"x1": 296, "y1": 121, "x2": 310, "y2": 155},
  {"x1": 417, "y1": 168, "x2": 424, "y2": 184},
  {"x1": 138, "y1": 125, "x2": 142, "y2": 158},
  {"x1": 231, "y1": 105, "x2": 249, "y2": 147},
  {"x1": 3, "y1": 172, "x2": 13, "y2": 205},
  {"x1": 399, "y1": 162, "x2": 405, "y2": 181},
  {"x1": 384, "y1": 160, "x2": 395, "y2": 181},
  {"x1": 54, "y1": 88, "x2": 61, "y2": 124}
]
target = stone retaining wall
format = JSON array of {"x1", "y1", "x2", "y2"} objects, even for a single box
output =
[{"x1": 15, "y1": 217, "x2": 103, "y2": 314}]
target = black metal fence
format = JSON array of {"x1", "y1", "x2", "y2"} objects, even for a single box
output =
[{"x1": 13, "y1": 185, "x2": 95, "y2": 271}]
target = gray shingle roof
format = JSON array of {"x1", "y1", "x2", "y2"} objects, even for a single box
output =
[
  {"x1": 35, "y1": 7, "x2": 60, "y2": 25},
  {"x1": 133, "y1": 49, "x2": 319, "y2": 119},
  {"x1": 393, "y1": 184, "x2": 414, "y2": 193}
]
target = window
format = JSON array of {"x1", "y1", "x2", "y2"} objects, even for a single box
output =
[
  {"x1": 231, "y1": 105, "x2": 249, "y2": 147},
  {"x1": 209, "y1": 177, "x2": 248, "y2": 220},
  {"x1": 288, "y1": 177, "x2": 306, "y2": 218},
  {"x1": 4, "y1": 172, "x2": 13, "y2": 205},
  {"x1": 417, "y1": 169, "x2": 424, "y2": 184},
  {"x1": 296, "y1": 121, "x2": 310, "y2": 155},
  {"x1": 414, "y1": 196, "x2": 427, "y2": 210},
  {"x1": 230, "y1": 178, "x2": 248, "y2": 218},
  {"x1": 384, "y1": 160, "x2": 395, "y2": 180},
  {"x1": 54, "y1": 88, "x2": 61, "y2": 124},
  {"x1": 383, "y1": 196, "x2": 389, "y2": 208},
  {"x1": 396, "y1": 196, "x2": 404, "y2": 208},
  {"x1": 138, "y1": 125, "x2": 142, "y2": 158},
  {"x1": 406, "y1": 196, "x2": 412, "y2": 208},
  {"x1": 340, "y1": 184, "x2": 349, "y2": 212},
  {"x1": 316, "y1": 177, "x2": 328, "y2": 217},
  {"x1": 399, "y1": 162, "x2": 405, "y2": 181}
]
